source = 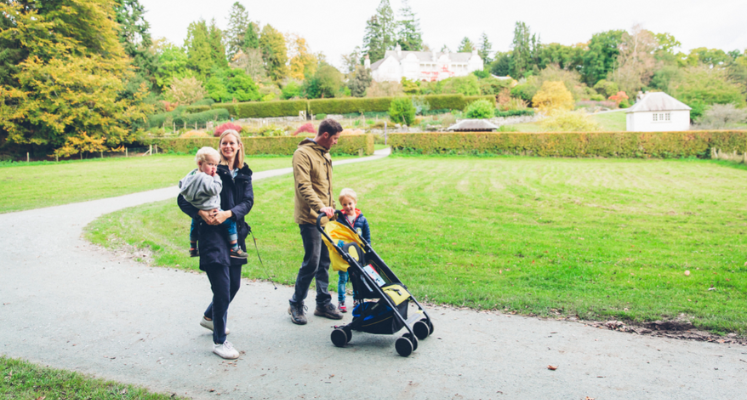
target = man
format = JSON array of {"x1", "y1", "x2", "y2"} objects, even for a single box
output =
[{"x1": 288, "y1": 119, "x2": 344, "y2": 325}]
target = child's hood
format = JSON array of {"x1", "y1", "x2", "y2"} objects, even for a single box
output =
[{"x1": 178, "y1": 168, "x2": 201, "y2": 189}]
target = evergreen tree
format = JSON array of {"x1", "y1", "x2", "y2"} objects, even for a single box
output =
[
  {"x1": 243, "y1": 22, "x2": 260, "y2": 49},
  {"x1": 509, "y1": 21, "x2": 539, "y2": 78},
  {"x1": 397, "y1": 0, "x2": 422, "y2": 51},
  {"x1": 362, "y1": 0, "x2": 396, "y2": 62},
  {"x1": 208, "y1": 19, "x2": 228, "y2": 69},
  {"x1": 259, "y1": 24, "x2": 288, "y2": 81},
  {"x1": 347, "y1": 65, "x2": 372, "y2": 97},
  {"x1": 582, "y1": 30, "x2": 625, "y2": 85},
  {"x1": 114, "y1": 0, "x2": 159, "y2": 96},
  {"x1": 478, "y1": 32, "x2": 492, "y2": 64},
  {"x1": 458, "y1": 37, "x2": 474, "y2": 53},
  {"x1": 225, "y1": 2, "x2": 250, "y2": 59},
  {"x1": 184, "y1": 20, "x2": 213, "y2": 79}
]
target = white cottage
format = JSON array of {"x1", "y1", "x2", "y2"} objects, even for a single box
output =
[
  {"x1": 625, "y1": 92, "x2": 691, "y2": 132},
  {"x1": 366, "y1": 44, "x2": 484, "y2": 83}
]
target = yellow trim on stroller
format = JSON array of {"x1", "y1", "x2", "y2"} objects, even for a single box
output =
[{"x1": 383, "y1": 285, "x2": 410, "y2": 306}]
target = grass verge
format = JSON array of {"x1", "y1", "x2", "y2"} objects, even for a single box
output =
[
  {"x1": 85, "y1": 156, "x2": 747, "y2": 333},
  {"x1": 0, "y1": 356, "x2": 185, "y2": 399},
  {"x1": 0, "y1": 154, "x2": 356, "y2": 213}
]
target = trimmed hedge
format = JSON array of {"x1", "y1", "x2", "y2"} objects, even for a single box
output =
[
  {"x1": 308, "y1": 97, "x2": 393, "y2": 115},
  {"x1": 146, "y1": 134, "x2": 374, "y2": 156},
  {"x1": 464, "y1": 95, "x2": 496, "y2": 106},
  {"x1": 173, "y1": 109, "x2": 230, "y2": 127},
  {"x1": 185, "y1": 105, "x2": 211, "y2": 114},
  {"x1": 212, "y1": 100, "x2": 308, "y2": 119},
  {"x1": 422, "y1": 94, "x2": 465, "y2": 111},
  {"x1": 388, "y1": 131, "x2": 747, "y2": 158},
  {"x1": 494, "y1": 109, "x2": 535, "y2": 118}
]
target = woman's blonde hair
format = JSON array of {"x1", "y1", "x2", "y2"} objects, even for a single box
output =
[
  {"x1": 218, "y1": 129, "x2": 245, "y2": 170},
  {"x1": 339, "y1": 188, "x2": 358, "y2": 203},
  {"x1": 195, "y1": 146, "x2": 220, "y2": 164}
]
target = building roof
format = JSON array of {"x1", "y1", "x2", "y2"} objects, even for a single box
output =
[
  {"x1": 446, "y1": 119, "x2": 499, "y2": 132},
  {"x1": 370, "y1": 50, "x2": 478, "y2": 71},
  {"x1": 626, "y1": 92, "x2": 692, "y2": 113}
]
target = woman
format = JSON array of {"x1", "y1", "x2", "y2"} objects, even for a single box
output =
[{"x1": 178, "y1": 129, "x2": 254, "y2": 360}]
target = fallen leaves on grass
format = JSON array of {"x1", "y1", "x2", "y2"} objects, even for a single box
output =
[
  {"x1": 684, "y1": 270, "x2": 690, "y2": 276},
  {"x1": 547, "y1": 365, "x2": 558, "y2": 371}
]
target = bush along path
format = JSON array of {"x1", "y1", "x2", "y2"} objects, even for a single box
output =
[{"x1": 1, "y1": 148, "x2": 746, "y2": 399}]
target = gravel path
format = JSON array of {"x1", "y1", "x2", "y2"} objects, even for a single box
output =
[{"x1": 1, "y1": 148, "x2": 745, "y2": 399}]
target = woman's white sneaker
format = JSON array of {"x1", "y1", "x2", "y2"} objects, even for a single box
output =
[
  {"x1": 213, "y1": 341, "x2": 239, "y2": 359},
  {"x1": 200, "y1": 316, "x2": 230, "y2": 335}
]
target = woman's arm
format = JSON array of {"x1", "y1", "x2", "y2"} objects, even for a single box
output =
[
  {"x1": 229, "y1": 175, "x2": 254, "y2": 221},
  {"x1": 178, "y1": 195, "x2": 217, "y2": 224}
]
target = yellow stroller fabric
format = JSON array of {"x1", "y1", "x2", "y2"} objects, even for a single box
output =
[{"x1": 322, "y1": 220, "x2": 365, "y2": 272}]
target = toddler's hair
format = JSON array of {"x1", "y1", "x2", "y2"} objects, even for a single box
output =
[
  {"x1": 195, "y1": 147, "x2": 220, "y2": 165},
  {"x1": 339, "y1": 188, "x2": 358, "y2": 203}
]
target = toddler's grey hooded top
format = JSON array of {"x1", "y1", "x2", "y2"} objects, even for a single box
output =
[{"x1": 179, "y1": 169, "x2": 222, "y2": 210}]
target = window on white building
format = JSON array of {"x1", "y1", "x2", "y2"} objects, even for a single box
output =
[
  {"x1": 653, "y1": 113, "x2": 658, "y2": 122},
  {"x1": 665, "y1": 113, "x2": 671, "y2": 121}
]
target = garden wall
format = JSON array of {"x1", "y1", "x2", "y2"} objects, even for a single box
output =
[
  {"x1": 388, "y1": 131, "x2": 747, "y2": 158},
  {"x1": 144, "y1": 134, "x2": 374, "y2": 156}
]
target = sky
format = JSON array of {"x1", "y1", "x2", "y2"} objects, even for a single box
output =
[{"x1": 141, "y1": 0, "x2": 747, "y2": 70}]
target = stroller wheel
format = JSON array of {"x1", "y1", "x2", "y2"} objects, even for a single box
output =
[
  {"x1": 426, "y1": 319, "x2": 434, "y2": 335},
  {"x1": 413, "y1": 320, "x2": 430, "y2": 341},
  {"x1": 343, "y1": 326, "x2": 353, "y2": 343},
  {"x1": 395, "y1": 336, "x2": 413, "y2": 357},
  {"x1": 331, "y1": 328, "x2": 348, "y2": 348},
  {"x1": 403, "y1": 333, "x2": 419, "y2": 351}
]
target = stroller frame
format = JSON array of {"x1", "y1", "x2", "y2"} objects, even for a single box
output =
[{"x1": 317, "y1": 211, "x2": 434, "y2": 357}]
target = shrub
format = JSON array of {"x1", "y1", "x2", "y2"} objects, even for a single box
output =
[
  {"x1": 164, "y1": 76, "x2": 207, "y2": 105},
  {"x1": 191, "y1": 98, "x2": 215, "y2": 106},
  {"x1": 423, "y1": 94, "x2": 465, "y2": 110},
  {"x1": 464, "y1": 99, "x2": 495, "y2": 119},
  {"x1": 316, "y1": 113, "x2": 327, "y2": 120},
  {"x1": 212, "y1": 100, "x2": 307, "y2": 119},
  {"x1": 173, "y1": 108, "x2": 230, "y2": 128},
  {"x1": 696, "y1": 104, "x2": 747, "y2": 129},
  {"x1": 593, "y1": 79, "x2": 619, "y2": 97},
  {"x1": 608, "y1": 91, "x2": 629, "y2": 105},
  {"x1": 214, "y1": 122, "x2": 243, "y2": 137},
  {"x1": 294, "y1": 122, "x2": 316, "y2": 136},
  {"x1": 185, "y1": 105, "x2": 211, "y2": 114},
  {"x1": 532, "y1": 81, "x2": 575, "y2": 112},
  {"x1": 540, "y1": 110, "x2": 601, "y2": 132},
  {"x1": 180, "y1": 131, "x2": 210, "y2": 138},
  {"x1": 494, "y1": 109, "x2": 535, "y2": 118},
  {"x1": 309, "y1": 97, "x2": 392, "y2": 115},
  {"x1": 510, "y1": 77, "x2": 538, "y2": 103},
  {"x1": 389, "y1": 97, "x2": 416, "y2": 126},
  {"x1": 387, "y1": 131, "x2": 747, "y2": 158},
  {"x1": 412, "y1": 96, "x2": 431, "y2": 115},
  {"x1": 436, "y1": 75, "x2": 480, "y2": 95}
]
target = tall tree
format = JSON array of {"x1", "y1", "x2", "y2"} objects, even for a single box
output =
[
  {"x1": 287, "y1": 33, "x2": 318, "y2": 80},
  {"x1": 225, "y1": 2, "x2": 250, "y2": 59},
  {"x1": 609, "y1": 25, "x2": 658, "y2": 95},
  {"x1": 397, "y1": 0, "x2": 422, "y2": 51},
  {"x1": 184, "y1": 20, "x2": 214, "y2": 79},
  {"x1": 477, "y1": 32, "x2": 492, "y2": 64},
  {"x1": 154, "y1": 42, "x2": 191, "y2": 90},
  {"x1": 536, "y1": 42, "x2": 586, "y2": 72},
  {"x1": 259, "y1": 24, "x2": 288, "y2": 81},
  {"x1": 208, "y1": 19, "x2": 228, "y2": 69},
  {"x1": 362, "y1": 0, "x2": 396, "y2": 62},
  {"x1": 458, "y1": 37, "x2": 474, "y2": 53},
  {"x1": 509, "y1": 21, "x2": 539, "y2": 78},
  {"x1": 581, "y1": 29, "x2": 625, "y2": 85},
  {"x1": 114, "y1": 0, "x2": 158, "y2": 96},
  {"x1": 0, "y1": 0, "x2": 151, "y2": 153},
  {"x1": 243, "y1": 22, "x2": 260, "y2": 50}
]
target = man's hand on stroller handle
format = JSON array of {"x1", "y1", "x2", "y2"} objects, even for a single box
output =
[{"x1": 320, "y1": 207, "x2": 335, "y2": 218}]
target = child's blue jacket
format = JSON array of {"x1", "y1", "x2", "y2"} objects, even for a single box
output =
[{"x1": 342, "y1": 209, "x2": 371, "y2": 244}]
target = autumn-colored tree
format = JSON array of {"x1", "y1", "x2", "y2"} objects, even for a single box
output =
[
  {"x1": 532, "y1": 81, "x2": 575, "y2": 112},
  {"x1": 53, "y1": 132, "x2": 109, "y2": 159},
  {"x1": 164, "y1": 76, "x2": 207, "y2": 104},
  {"x1": 608, "y1": 91, "x2": 629, "y2": 105},
  {"x1": 0, "y1": 0, "x2": 151, "y2": 153},
  {"x1": 609, "y1": 25, "x2": 657, "y2": 95},
  {"x1": 287, "y1": 34, "x2": 318, "y2": 80},
  {"x1": 259, "y1": 24, "x2": 288, "y2": 81}
]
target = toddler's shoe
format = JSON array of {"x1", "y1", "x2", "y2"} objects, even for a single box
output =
[
  {"x1": 189, "y1": 248, "x2": 199, "y2": 257},
  {"x1": 230, "y1": 248, "x2": 248, "y2": 259},
  {"x1": 338, "y1": 303, "x2": 347, "y2": 313}
]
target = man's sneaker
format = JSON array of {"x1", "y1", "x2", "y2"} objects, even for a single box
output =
[
  {"x1": 288, "y1": 302, "x2": 307, "y2": 325},
  {"x1": 213, "y1": 341, "x2": 239, "y2": 359},
  {"x1": 314, "y1": 303, "x2": 343, "y2": 320},
  {"x1": 338, "y1": 303, "x2": 347, "y2": 313},
  {"x1": 230, "y1": 248, "x2": 248, "y2": 259},
  {"x1": 189, "y1": 248, "x2": 199, "y2": 257},
  {"x1": 200, "y1": 316, "x2": 230, "y2": 335}
]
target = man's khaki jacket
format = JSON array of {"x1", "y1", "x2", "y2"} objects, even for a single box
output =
[{"x1": 293, "y1": 138, "x2": 335, "y2": 225}]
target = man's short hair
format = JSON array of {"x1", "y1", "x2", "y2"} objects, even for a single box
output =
[{"x1": 317, "y1": 118, "x2": 343, "y2": 137}]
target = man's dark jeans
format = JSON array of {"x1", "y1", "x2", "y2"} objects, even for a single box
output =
[{"x1": 290, "y1": 223, "x2": 331, "y2": 307}]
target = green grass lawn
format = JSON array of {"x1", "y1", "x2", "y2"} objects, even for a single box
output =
[
  {"x1": 0, "y1": 356, "x2": 185, "y2": 399},
  {"x1": 85, "y1": 156, "x2": 747, "y2": 333},
  {"x1": 510, "y1": 110, "x2": 626, "y2": 132},
  {"x1": 0, "y1": 155, "x2": 300, "y2": 213}
]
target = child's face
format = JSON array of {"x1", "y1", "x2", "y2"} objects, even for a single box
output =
[
  {"x1": 340, "y1": 196, "x2": 356, "y2": 215},
  {"x1": 199, "y1": 154, "x2": 219, "y2": 176}
]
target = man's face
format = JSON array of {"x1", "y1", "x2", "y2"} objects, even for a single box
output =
[{"x1": 316, "y1": 132, "x2": 340, "y2": 150}]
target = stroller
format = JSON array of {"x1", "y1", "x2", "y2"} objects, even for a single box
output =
[{"x1": 317, "y1": 211, "x2": 434, "y2": 357}]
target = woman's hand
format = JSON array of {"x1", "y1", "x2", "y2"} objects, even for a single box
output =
[
  {"x1": 198, "y1": 209, "x2": 218, "y2": 225},
  {"x1": 213, "y1": 210, "x2": 233, "y2": 225}
]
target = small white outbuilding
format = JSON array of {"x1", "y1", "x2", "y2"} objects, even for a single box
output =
[{"x1": 625, "y1": 92, "x2": 691, "y2": 132}]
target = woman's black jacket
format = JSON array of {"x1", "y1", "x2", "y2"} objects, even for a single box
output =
[{"x1": 177, "y1": 163, "x2": 254, "y2": 270}]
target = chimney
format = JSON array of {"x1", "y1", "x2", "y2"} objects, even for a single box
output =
[
  {"x1": 364, "y1": 54, "x2": 370, "y2": 69},
  {"x1": 396, "y1": 44, "x2": 402, "y2": 57}
]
